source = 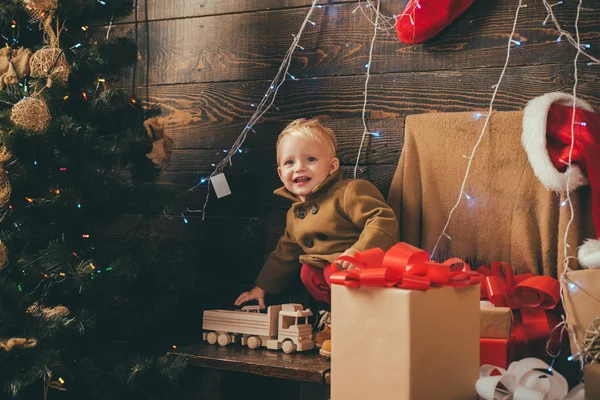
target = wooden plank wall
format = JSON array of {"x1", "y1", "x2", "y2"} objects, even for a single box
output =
[{"x1": 107, "y1": 0, "x2": 600, "y2": 308}]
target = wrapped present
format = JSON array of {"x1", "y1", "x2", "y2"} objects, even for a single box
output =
[
  {"x1": 331, "y1": 242, "x2": 480, "y2": 400},
  {"x1": 478, "y1": 262, "x2": 561, "y2": 361},
  {"x1": 562, "y1": 268, "x2": 600, "y2": 357},
  {"x1": 585, "y1": 364, "x2": 600, "y2": 399},
  {"x1": 480, "y1": 302, "x2": 513, "y2": 339}
]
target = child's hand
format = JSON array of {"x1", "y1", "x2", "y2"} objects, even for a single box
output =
[
  {"x1": 336, "y1": 248, "x2": 361, "y2": 270},
  {"x1": 234, "y1": 286, "x2": 266, "y2": 309}
]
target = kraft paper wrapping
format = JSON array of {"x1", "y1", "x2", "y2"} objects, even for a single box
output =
[
  {"x1": 585, "y1": 364, "x2": 600, "y2": 399},
  {"x1": 480, "y1": 307, "x2": 513, "y2": 339},
  {"x1": 562, "y1": 268, "x2": 600, "y2": 355},
  {"x1": 331, "y1": 285, "x2": 480, "y2": 400}
]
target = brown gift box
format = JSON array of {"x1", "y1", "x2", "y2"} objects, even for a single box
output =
[
  {"x1": 585, "y1": 364, "x2": 600, "y2": 399},
  {"x1": 562, "y1": 268, "x2": 600, "y2": 355},
  {"x1": 480, "y1": 306, "x2": 513, "y2": 339},
  {"x1": 331, "y1": 284, "x2": 480, "y2": 400}
]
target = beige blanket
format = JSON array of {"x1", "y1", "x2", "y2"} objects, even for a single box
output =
[{"x1": 388, "y1": 111, "x2": 595, "y2": 277}]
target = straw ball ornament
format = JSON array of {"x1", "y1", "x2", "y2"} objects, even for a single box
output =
[
  {"x1": 584, "y1": 317, "x2": 600, "y2": 364},
  {"x1": 30, "y1": 47, "x2": 70, "y2": 86},
  {"x1": 23, "y1": 0, "x2": 58, "y2": 22},
  {"x1": 10, "y1": 97, "x2": 51, "y2": 133}
]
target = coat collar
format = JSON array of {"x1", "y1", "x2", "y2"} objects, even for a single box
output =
[{"x1": 273, "y1": 171, "x2": 342, "y2": 203}]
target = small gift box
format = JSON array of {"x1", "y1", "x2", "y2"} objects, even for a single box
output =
[
  {"x1": 331, "y1": 243, "x2": 480, "y2": 400},
  {"x1": 480, "y1": 303, "x2": 513, "y2": 339}
]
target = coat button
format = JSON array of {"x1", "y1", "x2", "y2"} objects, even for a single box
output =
[
  {"x1": 303, "y1": 237, "x2": 314, "y2": 248},
  {"x1": 311, "y1": 204, "x2": 319, "y2": 214},
  {"x1": 295, "y1": 207, "x2": 306, "y2": 219}
]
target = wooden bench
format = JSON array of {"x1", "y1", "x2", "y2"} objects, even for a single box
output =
[{"x1": 170, "y1": 342, "x2": 330, "y2": 399}]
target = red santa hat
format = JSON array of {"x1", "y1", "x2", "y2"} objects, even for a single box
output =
[{"x1": 522, "y1": 92, "x2": 600, "y2": 269}]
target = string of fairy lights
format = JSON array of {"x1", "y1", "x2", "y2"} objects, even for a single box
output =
[
  {"x1": 0, "y1": 0, "x2": 151, "y2": 309},
  {"x1": 429, "y1": 1, "x2": 527, "y2": 260},
  {"x1": 187, "y1": 0, "x2": 414, "y2": 216},
  {"x1": 543, "y1": 0, "x2": 599, "y2": 371},
  {"x1": 183, "y1": 0, "x2": 323, "y2": 220},
  {"x1": 0, "y1": 0, "x2": 125, "y2": 390},
  {"x1": 353, "y1": 0, "x2": 381, "y2": 179},
  {"x1": 178, "y1": 0, "x2": 599, "y2": 369}
]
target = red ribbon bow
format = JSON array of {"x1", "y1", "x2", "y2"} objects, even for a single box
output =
[
  {"x1": 478, "y1": 262, "x2": 560, "y2": 342},
  {"x1": 330, "y1": 242, "x2": 481, "y2": 290}
]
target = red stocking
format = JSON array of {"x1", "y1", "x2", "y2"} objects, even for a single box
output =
[{"x1": 395, "y1": 0, "x2": 475, "y2": 44}]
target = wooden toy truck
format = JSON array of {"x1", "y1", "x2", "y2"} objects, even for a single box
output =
[{"x1": 202, "y1": 304, "x2": 314, "y2": 353}]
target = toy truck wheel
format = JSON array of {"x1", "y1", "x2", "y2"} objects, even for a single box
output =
[
  {"x1": 247, "y1": 336, "x2": 262, "y2": 350},
  {"x1": 282, "y1": 340, "x2": 297, "y2": 354},
  {"x1": 217, "y1": 333, "x2": 232, "y2": 346},
  {"x1": 206, "y1": 332, "x2": 218, "y2": 345}
]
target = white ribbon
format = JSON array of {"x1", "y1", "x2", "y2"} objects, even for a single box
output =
[{"x1": 477, "y1": 358, "x2": 585, "y2": 400}]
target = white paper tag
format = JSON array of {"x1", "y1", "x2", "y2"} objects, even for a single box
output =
[{"x1": 210, "y1": 173, "x2": 232, "y2": 198}]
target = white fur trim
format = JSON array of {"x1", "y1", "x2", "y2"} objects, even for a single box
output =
[
  {"x1": 522, "y1": 92, "x2": 593, "y2": 192},
  {"x1": 578, "y1": 239, "x2": 600, "y2": 269}
]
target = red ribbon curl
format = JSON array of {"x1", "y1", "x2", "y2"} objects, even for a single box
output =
[{"x1": 330, "y1": 242, "x2": 482, "y2": 290}]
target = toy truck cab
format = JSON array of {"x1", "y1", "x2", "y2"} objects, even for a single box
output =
[{"x1": 270, "y1": 304, "x2": 314, "y2": 353}]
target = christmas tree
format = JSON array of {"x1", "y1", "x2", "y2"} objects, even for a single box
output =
[{"x1": 0, "y1": 1, "x2": 191, "y2": 398}]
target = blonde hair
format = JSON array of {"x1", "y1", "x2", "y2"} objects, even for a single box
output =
[{"x1": 276, "y1": 118, "x2": 337, "y2": 163}]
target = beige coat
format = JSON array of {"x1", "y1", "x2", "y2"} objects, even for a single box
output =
[
  {"x1": 256, "y1": 171, "x2": 399, "y2": 294},
  {"x1": 387, "y1": 111, "x2": 595, "y2": 277}
]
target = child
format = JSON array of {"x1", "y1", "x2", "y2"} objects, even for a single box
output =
[{"x1": 234, "y1": 118, "x2": 399, "y2": 355}]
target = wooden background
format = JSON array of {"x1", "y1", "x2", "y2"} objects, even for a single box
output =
[{"x1": 108, "y1": 0, "x2": 600, "y2": 308}]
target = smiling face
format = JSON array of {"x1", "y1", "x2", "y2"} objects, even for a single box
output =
[{"x1": 277, "y1": 135, "x2": 339, "y2": 201}]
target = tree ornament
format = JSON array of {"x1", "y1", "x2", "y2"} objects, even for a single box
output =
[
  {"x1": 144, "y1": 117, "x2": 173, "y2": 169},
  {"x1": 10, "y1": 97, "x2": 51, "y2": 133},
  {"x1": 0, "y1": 147, "x2": 11, "y2": 209},
  {"x1": 0, "y1": 337, "x2": 38, "y2": 352},
  {"x1": 27, "y1": 302, "x2": 70, "y2": 319},
  {"x1": 584, "y1": 316, "x2": 600, "y2": 364},
  {"x1": 395, "y1": 0, "x2": 475, "y2": 44},
  {"x1": 23, "y1": 0, "x2": 58, "y2": 23},
  {"x1": 0, "y1": 47, "x2": 32, "y2": 90},
  {"x1": 29, "y1": 46, "x2": 70, "y2": 86},
  {"x1": 0, "y1": 240, "x2": 8, "y2": 270}
]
